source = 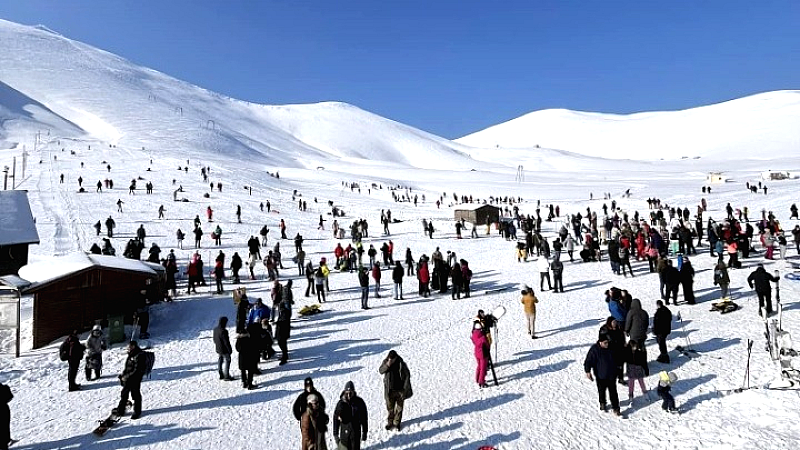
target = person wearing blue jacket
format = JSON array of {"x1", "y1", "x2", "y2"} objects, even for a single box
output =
[
  {"x1": 606, "y1": 291, "x2": 628, "y2": 323},
  {"x1": 247, "y1": 299, "x2": 270, "y2": 326},
  {"x1": 584, "y1": 332, "x2": 621, "y2": 416}
]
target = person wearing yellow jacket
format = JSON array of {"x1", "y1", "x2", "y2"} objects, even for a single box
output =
[{"x1": 521, "y1": 286, "x2": 539, "y2": 339}]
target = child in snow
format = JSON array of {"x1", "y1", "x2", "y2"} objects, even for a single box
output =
[
  {"x1": 624, "y1": 340, "x2": 649, "y2": 402},
  {"x1": 657, "y1": 371, "x2": 679, "y2": 413}
]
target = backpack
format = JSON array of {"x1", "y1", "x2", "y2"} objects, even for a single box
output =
[
  {"x1": 59, "y1": 339, "x2": 70, "y2": 361},
  {"x1": 142, "y1": 351, "x2": 156, "y2": 379}
]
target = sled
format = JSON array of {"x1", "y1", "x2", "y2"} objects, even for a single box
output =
[
  {"x1": 710, "y1": 299, "x2": 739, "y2": 314},
  {"x1": 298, "y1": 304, "x2": 323, "y2": 316}
]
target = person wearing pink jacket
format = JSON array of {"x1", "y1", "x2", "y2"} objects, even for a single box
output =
[{"x1": 471, "y1": 322, "x2": 490, "y2": 388}]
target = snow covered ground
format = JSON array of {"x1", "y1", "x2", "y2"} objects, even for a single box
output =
[{"x1": 1, "y1": 18, "x2": 800, "y2": 450}]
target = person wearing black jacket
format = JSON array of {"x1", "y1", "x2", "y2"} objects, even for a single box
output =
[
  {"x1": 333, "y1": 381, "x2": 369, "y2": 450},
  {"x1": 662, "y1": 260, "x2": 681, "y2": 305},
  {"x1": 653, "y1": 300, "x2": 673, "y2": 363},
  {"x1": 747, "y1": 264, "x2": 779, "y2": 316},
  {"x1": 584, "y1": 333, "x2": 621, "y2": 416},
  {"x1": 113, "y1": 341, "x2": 146, "y2": 419},
  {"x1": 213, "y1": 317, "x2": 235, "y2": 381},
  {"x1": 230, "y1": 252, "x2": 243, "y2": 284},
  {"x1": 679, "y1": 258, "x2": 696, "y2": 304},
  {"x1": 60, "y1": 330, "x2": 85, "y2": 392},
  {"x1": 1, "y1": 382, "x2": 12, "y2": 450},
  {"x1": 236, "y1": 297, "x2": 250, "y2": 334},
  {"x1": 392, "y1": 261, "x2": 404, "y2": 300},
  {"x1": 275, "y1": 290, "x2": 292, "y2": 366},
  {"x1": 599, "y1": 318, "x2": 626, "y2": 385},
  {"x1": 293, "y1": 377, "x2": 327, "y2": 422},
  {"x1": 378, "y1": 350, "x2": 412, "y2": 431},
  {"x1": 358, "y1": 267, "x2": 370, "y2": 309},
  {"x1": 237, "y1": 324, "x2": 261, "y2": 389}
]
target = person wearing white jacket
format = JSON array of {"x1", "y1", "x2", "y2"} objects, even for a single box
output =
[{"x1": 538, "y1": 256, "x2": 552, "y2": 291}]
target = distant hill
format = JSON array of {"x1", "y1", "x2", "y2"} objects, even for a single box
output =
[{"x1": 457, "y1": 91, "x2": 800, "y2": 160}]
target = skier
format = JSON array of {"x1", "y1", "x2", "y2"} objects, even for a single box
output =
[
  {"x1": 84, "y1": 325, "x2": 107, "y2": 381},
  {"x1": 521, "y1": 286, "x2": 539, "y2": 338},
  {"x1": 747, "y1": 264, "x2": 779, "y2": 316},
  {"x1": 213, "y1": 317, "x2": 235, "y2": 381},
  {"x1": 333, "y1": 381, "x2": 369, "y2": 449},
  {"x1": 378, "y1": 350, "x2": 412, "y2": 430},
  {"x1": 113, "y1": 341, "x2": 147, "y2": 419},
  {"x1": 584, "y1": 332, "x2": 622, "y2": 416}
]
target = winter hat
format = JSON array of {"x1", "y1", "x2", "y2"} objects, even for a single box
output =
[
  {"x1": 304, "y1": 377, "x2": 314, "y2": 388},
  {"x1": 307, "y1": 394, "x2": 318, "y2": 405},
  {"x1": 344, "y1": 381, "x2": 355, "y2": 392},
  {"x1": 92, "y1": 324, "x2": 102, "y2": 332}
]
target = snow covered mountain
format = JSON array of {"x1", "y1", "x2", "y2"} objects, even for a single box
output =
[
  {"x1": 457, "y1": 91, "x2": 800, "y2": 161},
  {"x1": 0, "y1": 19, "x2": 479, "y2": 172}
]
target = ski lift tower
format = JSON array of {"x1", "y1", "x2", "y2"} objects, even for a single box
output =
[{"x1": 515, "y1": 165, "x2": 525, "y2": 183}]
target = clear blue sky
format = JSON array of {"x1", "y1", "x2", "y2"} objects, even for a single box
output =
[{"x1": 1, "y1": 1, "x2": 798, "y2": 138}]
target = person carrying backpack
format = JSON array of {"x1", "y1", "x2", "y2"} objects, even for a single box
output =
[
  {"x1": 113, "y1": 341, "x2": 150, "y2": 419},
  {"x1": 59, "y1": 330, "x2": 85, "y2": 392}
]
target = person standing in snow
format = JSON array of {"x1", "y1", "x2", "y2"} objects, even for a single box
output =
[
  {"x1": 378, "y1": 350, "x2": 412, "y2": 431},
  {"x1": 471, "y1": 322, "x2": 490, "y2": 388},
  {"x1": 230, "y1": 252, "x2": 243, "y2": 284},
  {"x1": 550, "y1": 258, "x2": 564, "y2": 293},
  {"x1": 521, "y1": 286, "x2": 539, "y2": 338},
  {"x1": 84, "y1": 325, "x2": 107, "y2": 381},
  {"x1": 59, "y1": 330, "x2": 85, "y2": 392},
  {"x1": 294, "y1": 377, "x2": 327, "y2": 422},
  {"x1": 275, "y1": 283, "x2": 293, "y2": 365},
  {"x1": 623, "y1": 340, "x2": 649, "y2": 404},
  {"x1": 584, "y1": 332, "x2": 622, "y2": 416},
  {"x1": 624, "y1": 298, "x2": 649, "y2": 354},
  {"x1": 537, "y1": 256, "x2": 552, "y2": 291},
  {"x1": 358, "y1": 267, "x2": 370, "y2": 309},
  {"x1": 214, "y1": 316, "x2": 235, "y2": 381},
  {"x1": 371, "y1": 262, "x2": 382, "y2": 298},
  {"x1": 679, "y1": 257, "x2": 695, "y2": 304},
  {"x1": 392, "y1": 261, "x2": 404, "y2": 300},
  {"x1": 656, "y1": 371, "x2": 679, "y2": 413},
  {"x1": 237, "y1": 324, "x2": 260, "y2": 390},
  {"x1": 113, "y1": 341, "x2": 147, "y2": 419},
  {"x1": 747, "y1": 264, "x2": 779, "y2": 316},
  {"x1": 712, "y1": 257, "x2": 730, "y2": 300},
  {"x1": 300, "y1": 394, "x2": 329, "y2": 450},
  {"x1": 652, "y1": 300, "x2": 672, "y2": 363},
  {"x1": 333, "y1": 381, "x2": 369, "y2": 449}
]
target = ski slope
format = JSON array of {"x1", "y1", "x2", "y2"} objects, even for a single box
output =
[{"x1": 1, "y1": 18, "x2": 800, "y2": 450}]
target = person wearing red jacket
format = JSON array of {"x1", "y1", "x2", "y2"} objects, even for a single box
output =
[
  {"x1": 334, "y1": 243, "x2": 345, "y2": 268},
  {"x1": 371, "y1": 263, "x2": 382, "y2": 298},
  {"x1": 417, "y1": 257, "x2": 430, "y2": 297}
]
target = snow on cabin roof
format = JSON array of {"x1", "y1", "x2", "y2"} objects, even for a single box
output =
[
  {"x1": 18, "y1": 252, "x2": 161, "y2": 289},
  {"x1": 0, "y1": 191, "x2": 40, "y2": 246}
]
